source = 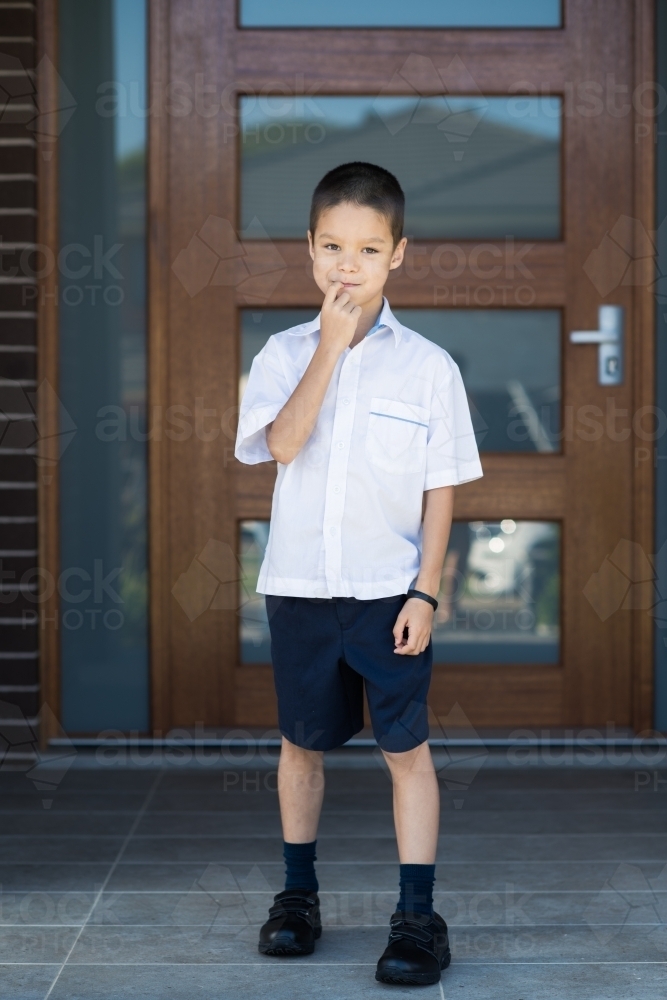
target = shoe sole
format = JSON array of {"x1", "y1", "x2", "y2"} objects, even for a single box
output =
[
  {"x1": 375, "y1": 947, "x2": 451, "y2": 985},
  {"x1": 259, "y1": 942, "x2": 315, "y2": 956}
]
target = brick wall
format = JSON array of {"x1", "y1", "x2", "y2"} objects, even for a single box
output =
[{"x1": 0, "y1": 1, "x2": 39, "y2": 732}]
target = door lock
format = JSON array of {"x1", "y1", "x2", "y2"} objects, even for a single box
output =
[{"x1": 569, "y1": 305, "x2": 624, "y2": 386}]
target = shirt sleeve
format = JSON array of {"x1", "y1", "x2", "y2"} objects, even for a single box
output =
[
  {"x1": 235, "y1": 337, "x2": 292, "y2": 465},
  {"x1": 424, "y1": 356, "x2": 484, "y2": 490}
]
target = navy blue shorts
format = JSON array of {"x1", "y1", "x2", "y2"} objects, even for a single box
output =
[{"x1": 265, "y1": 594, "x2": 433, "y2": 753}]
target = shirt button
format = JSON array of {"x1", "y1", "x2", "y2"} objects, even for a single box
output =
[
  {"x1": 342, "y1": 397, "x2": 350, "y2": 405},
  {"x1": 329, "y1": 526, "x2": 337, "y2": 536},
  {"x1": 333, "y1": 486, "x2": 341, "y2": 494},
  {"x1": 337, "y1": 441, "x2": 344, "y2": 450}
]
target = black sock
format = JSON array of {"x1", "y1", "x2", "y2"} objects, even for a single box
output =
[
  {"x1": 283, "y1": 839, "x2": 319, "y2": 893},
  {"x1": 397, "y1": 863, "x2": 435, "y2": 916}
]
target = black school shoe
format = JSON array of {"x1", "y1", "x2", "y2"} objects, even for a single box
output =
[
  {"x1": 258, "y1": 888, "x2": 322, "y2": 956},
  {"x1": 375, "y1": 910, "x2": 451, "y2": 986}
]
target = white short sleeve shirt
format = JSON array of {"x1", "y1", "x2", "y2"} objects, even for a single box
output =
[{"x1": 235, "y1": 297, "x2": 484, "y2": 599}]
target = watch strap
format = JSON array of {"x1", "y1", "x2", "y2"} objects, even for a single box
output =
[{"x1": 406, "y1": 588, "x2": 438, "y2": 611}]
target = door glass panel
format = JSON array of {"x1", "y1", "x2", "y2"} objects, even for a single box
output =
[
  {"x1": 58, "y1": 0, "x2": 148, "y2": 731},
  {"x1": 395, "y1": 310, "x2": 561, "y2": 452},
  {"x1": 240, "y1": 521, "x2": 272, "y2": 663},
  {"x1": 241, "y1": 309, "x2": 561, "y2": 452},
  {"x1": 240, "y1": 520, "x2": 560, "y2": 664},
  {"x1": 240, "y1": 96, "x2": 561, "y2": 238},
  {"x1": 434, "y1": 520, "x2": 560, "y2": 663},
  {"x1": 239, "y1": 0, "x2": 561, "y2": 28}
]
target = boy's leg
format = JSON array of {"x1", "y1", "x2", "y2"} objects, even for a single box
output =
[
  {"x1": 383, "y1": 740, "x2": 439, "y2": 916},
  {"x1": 278, "y1": 735, "x2": 325, "y2": 843},
  {"x1": 375, "y1": 740, "x2": 450, "y2": 985},
  {"x1": 382, "y1": 740, "x2": 439, "y2": 864},
  {"x1": 258, "y1": 737, "x2": 325, "y2": 957}
]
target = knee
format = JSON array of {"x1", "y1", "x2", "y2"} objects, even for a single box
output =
[
  {"x1": 281, "y1": 736, "x2": 324, "y2": 769},
  {"x1": 381, "y1": 740, "x2": 432, "y2": 777}
]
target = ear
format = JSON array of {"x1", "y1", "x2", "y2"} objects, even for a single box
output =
[
  {"x1": 389, "y1": 236, "x2": 407, "y2": 271},
  {"x1": 307, "y1": 229, "x2": 315, "y2": 261}
]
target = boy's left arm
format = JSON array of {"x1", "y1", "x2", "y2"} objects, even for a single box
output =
[{"x1": 393, "y1": 485, "x2": 454, "y2": 655}]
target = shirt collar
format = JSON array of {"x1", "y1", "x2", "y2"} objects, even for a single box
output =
[{"x1": 288, "y1": 295, "x2": 403, "y2": 347}]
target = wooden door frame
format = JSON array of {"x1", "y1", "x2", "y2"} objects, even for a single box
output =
[
  {"x1": 631, "y1": 0, "x2": 657, "y2": 734},
  {"x1": 35, "y1": 0, "x2": 656, "y2": 742}
]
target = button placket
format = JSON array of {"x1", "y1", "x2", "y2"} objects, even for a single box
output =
[{"x1": 322, "y1": 342, "x2": 364, "y2": 593}]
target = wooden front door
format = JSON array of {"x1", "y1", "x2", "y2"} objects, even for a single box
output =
[{"x1": 149, "y1": 0, "x2": 655, "y2": 734}]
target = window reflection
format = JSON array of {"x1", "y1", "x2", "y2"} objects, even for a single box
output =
[
  {"x1": 239, "y1": 520, "x2": 560, "y2": 665},
  {"x1": 241, "y1": 96, "x2": 561, "y2": 239},
  {"x1": 240, "y1": 309, "x2": 561, "y2": 453}
]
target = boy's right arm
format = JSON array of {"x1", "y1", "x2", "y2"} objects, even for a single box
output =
[{"x1": 266, "y1": 282, "x2": 361, "y2": 465}]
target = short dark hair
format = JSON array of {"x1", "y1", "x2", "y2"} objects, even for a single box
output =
[{"x1": 309, "y1": 161, "x2": 405, "y2": 246}]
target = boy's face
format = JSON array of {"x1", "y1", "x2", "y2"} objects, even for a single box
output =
[{"x1": 308, "y1": 202, "x2": 407, "y2": 309}]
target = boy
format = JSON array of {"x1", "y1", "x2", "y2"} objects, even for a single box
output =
[{"x1": 235, "y1": 162, "x2": 483, "y2": 986}]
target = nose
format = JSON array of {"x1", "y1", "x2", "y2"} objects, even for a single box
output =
[{"x1": 336, "y1": 250, "x2": 358, "y2": 274}]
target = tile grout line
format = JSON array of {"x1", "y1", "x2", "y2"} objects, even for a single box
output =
[{"x1": 42, "y1": 769, "x2": 165, "y2": 1000}]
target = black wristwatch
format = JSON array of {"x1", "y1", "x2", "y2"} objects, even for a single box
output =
[{"x1": 406, "y1": 588, "x2": 438, "y2": 611}]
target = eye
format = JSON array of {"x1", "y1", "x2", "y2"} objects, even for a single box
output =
[
  {"x1": 362, "y1": 247, "x2": 379, "y2": 254},
  {"x1": 324, "y1": 243, "x2": 340, "y2": 251}
]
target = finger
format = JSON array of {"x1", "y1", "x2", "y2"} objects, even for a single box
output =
[
  {"x1": 402, "y1": 634, "x2": 419, "y2": 655},
  {"x1": 408, "y1": 630, "x2": 428, "y2": 655},
  {"x1": 333, "y1": 291, "x2": 350, "y2": 308},
  {"x1": 324, "y1": 281, "x2": 343, "y2": 305},
  {"x1": 393, "y1": 611, "x2": 408, "y2": 640}
]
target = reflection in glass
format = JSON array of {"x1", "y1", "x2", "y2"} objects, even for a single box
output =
[
  {"x1": 240, "y1": 0, "x2": 561, "y2": 28},
  {"x1": 435, "y1": 520, "x2": 559, "y2": 663},
  {"x1": 240, "y1": 520, "x2": 560, "y2": 665},
  {"x1": 59, "y1": 0, "x2": 148, "y2": 730},
  {"x1": 240, "y1": 521, "x2": 272, "y2": 663},
  {"x1": 241, "y1": 309, "x2": 561, "y2": 452},
  {"x1": 395, "y1": 310, "x2": 561, "y2": 452},
  {"x1": 241, "y1": 96, "x2": 561, "y2": 239}
]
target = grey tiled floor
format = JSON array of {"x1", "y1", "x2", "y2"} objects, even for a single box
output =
[{"x1": 1, "y1": 751, "x2": 666, "y2": 999}]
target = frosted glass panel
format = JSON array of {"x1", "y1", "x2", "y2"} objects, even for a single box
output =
[{"x1": 241, "y1": 96, "x2": 561, "y2": 239}]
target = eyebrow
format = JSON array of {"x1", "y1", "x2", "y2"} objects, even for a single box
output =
[{"x1": 318, "y1": 233, "x2": 387, "y2": 243}]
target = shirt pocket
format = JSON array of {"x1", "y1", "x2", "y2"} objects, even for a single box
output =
[{"x1": 365, "y1": 397, "x2": 430, "y2": 475}]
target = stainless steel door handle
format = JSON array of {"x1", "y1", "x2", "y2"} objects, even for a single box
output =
[{"x1": 569, "y1": 305, "x2": 624, "y2": 386}]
